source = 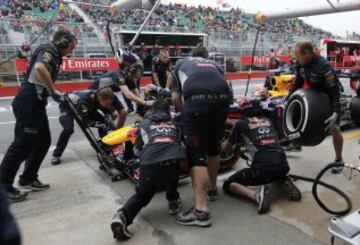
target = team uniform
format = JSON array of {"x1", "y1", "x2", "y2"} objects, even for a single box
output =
[
  {"x1": 0, "y1": 43, "x2": 61, "y2": 192},
  {"x1": 289, "y1": 54, "x2": 342, "y2": 122},
  {"x1": 152, "y1": 57, "x2": 172, "y2": 88},
  {"x1": 52, "y1": 90, "x2": 116, "y2": 159},
  {"x1": 223, "y1": 117, "x2": 290, "y2": 188},
  {"x1": 89, "y1": 71, "x2": 133, "y2": 111},
  {"x1": 112, "y1": 111, "x2": 186, "y2": 240},
  {"x1": 172, "y1": 57, "x2": 230, "y2": 166}
]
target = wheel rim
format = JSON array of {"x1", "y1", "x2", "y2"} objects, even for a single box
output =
[{"x1": 286, "y1": 99, "x2": 304, "y2": 133}]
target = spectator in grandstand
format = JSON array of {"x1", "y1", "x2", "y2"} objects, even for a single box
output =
[{"x1": 152, "y1": 49, "x2": 173, "y2": 89}]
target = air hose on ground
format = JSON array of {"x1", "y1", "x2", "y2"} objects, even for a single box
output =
[{"x1": 289, "y1": 162, "x2": 352, "y2": 216}]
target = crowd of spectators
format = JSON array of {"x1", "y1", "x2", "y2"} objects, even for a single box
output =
[
  {"x1": 0, "y1": 0, "x2": 89, "y2": 37},
  {"x1": 0, "y1": 0, "x2": 336, "y2": 45},
  {"x1": 79, "y1": 2, "x2": 333, "y2": 39}
]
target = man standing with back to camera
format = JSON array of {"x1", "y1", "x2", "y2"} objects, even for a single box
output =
[
  {"x1": 172, "y1": 45, "x2": 230, "y2": 227},
  {"x1": 0, "y1": 29, "x2": 77, "y2": 202}
]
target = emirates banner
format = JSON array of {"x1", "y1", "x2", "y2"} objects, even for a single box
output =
[
  {"x1": 240, "y1": 55, "x2": 292, "y2": 65},
  {"x1": 15, "y1": 57, "x2": 119, "y2": 73}
]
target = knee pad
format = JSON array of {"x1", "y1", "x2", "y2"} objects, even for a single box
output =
[{"x1": 222, "y1": 180, "x2": 232, "y2": 195}]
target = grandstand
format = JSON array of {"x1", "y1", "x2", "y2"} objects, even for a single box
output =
[{"x1": 0, "y1": 0, "x2": 339, "y2": 82}]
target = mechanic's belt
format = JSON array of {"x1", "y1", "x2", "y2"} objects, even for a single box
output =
[
  {"x1": 155, "y1": 160, "x2": 179, "y2": 167},
  {"x1": 185, "y1": 94, "x2": 229, "y2": 101}
]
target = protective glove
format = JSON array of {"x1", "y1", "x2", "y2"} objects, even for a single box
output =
[
  {"x1": 145, "y1": 100, "x2": 155, "y2": 107},
  {"x1": 324, "y1": 112, "x2": 338, "y2": 132},
  {"x1": 51, "y1": 89, "x2": 63, "y2": 103},
  {"x1": 78, "y1": 104, "x2": 89, "y2": 115}
]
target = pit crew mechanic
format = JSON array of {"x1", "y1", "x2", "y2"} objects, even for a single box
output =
[
  {"x1": 110, "y1": 99, "x2": 186, "y2": 240},
  {"x1": 152, "y1": 49, "x2": 173, "y2": 89},
  {"x1": 0, "y1": 29, "x2": 77, "y2": 202},
  {"x1": 222, "y1": 98, "x2": 301, "y2": 214},
  {"x1": 89, "y1": 49, "x2": 154, "y2": 122},
  {"x1": 172, "y1": 45, "x2": 231, "y2": 227},
  {"x1": 288, "y1": 41, "x2": 344, "y2": 173},
  {"x1": 51, "y1": 88, "x2": 119, "y2": 165}
]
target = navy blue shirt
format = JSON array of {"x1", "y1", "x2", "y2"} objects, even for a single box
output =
[
  {"x1": 134, "y1": 111, "x2": 186, "y2": 165},
  {"x1": 24, "y1": 43, "x2": 62, "y2": 98},
  {"x1": 290, "y1": 54, "x2": 341, "y2": 114},
  {"x1": 89, "y1": 71, "x2": 137, "y2": 92},
  {"x1": 172, "y1": 57, "x2": 230, "y2": 104}
]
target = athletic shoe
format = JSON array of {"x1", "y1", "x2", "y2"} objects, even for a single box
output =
[
  {"x1": 207, "y1": 188, "x2": 218, "y2": 201},
  {"x1": 331, "y1": 159, "x2": 345, "y2": 174},
  {"x1": 255, "y1": 186, "x2": 271, "y2": 214},
  {"x1": 176, "y1": 207, "x2": 211, "y2": 227},
  {"x1": 51, "y1": 156, "x2": 61, "y2": 165},
  {"x1": 6, "y1": 186, "x2": 27, "y2": 203},
  {"x1": 280, "y1": 176, "x2": 302, "y2": 201},
  {"x1": 168, "y1": 199, "x2": 182, "y2": 215},
  {"x1": 111, "y1": 212, "x2": 131, "y2": 240},
  {"x1": 18, "y1": 179, "x2": 50, "y2": 192},
  {"x1": 285, "y1": 143, "x2": 302, "y2": 152}
]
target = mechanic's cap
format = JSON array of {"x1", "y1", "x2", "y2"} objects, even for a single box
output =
[
  {"x1": 237, "y1": 97, "x2": 262, "y2": 117},
  {"x1": 115, "y1": 48, "x2": 141, "y2": 71}
]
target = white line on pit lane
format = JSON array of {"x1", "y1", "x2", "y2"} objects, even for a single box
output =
[
  {"x1": 0, "y1": 102, "x2": 59, "y2": 114},
  {"x1": 0, "y1": 116, "x2": 59, "y2": 126}
]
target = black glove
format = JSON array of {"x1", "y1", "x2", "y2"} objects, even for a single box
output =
[{"x1": 51, "y1": 90, "x2": 63, "y2": 102}]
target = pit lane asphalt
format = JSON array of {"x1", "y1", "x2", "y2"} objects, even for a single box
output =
[{"x1": 1, "y1": 78, "x2": 359, "y2": 245}]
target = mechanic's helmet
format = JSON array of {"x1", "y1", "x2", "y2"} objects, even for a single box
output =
[
  {"x1": 237, "y1": 97, "x2": 262, "y2": 117},
  {"x1": 115, "y1": 48, "x2": 141, "y2": 72},
  {"x1": 144, "y1": 84, "x2": 159, "y2": 100}
]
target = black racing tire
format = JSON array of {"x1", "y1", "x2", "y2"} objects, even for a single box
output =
[
  {"x1": 284, "y1": 89, "x2": 332, "y2": 146},
  {"x1": 350, "y1": 96, "x2": 360, "y2": 127},
  {"x1": 219, "y1": 123, "x2": 240, "y2": 172}
]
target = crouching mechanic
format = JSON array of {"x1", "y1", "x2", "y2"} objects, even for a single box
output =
[
  {"x1": 51, "y1": 88, "x2": 118, "y2": 165},
  {"x1": 222, "y1": 99, "x2": 301, "y2": 214},
  {"x1": 89, "y1": 49, "x2": 153, "y2": 123},
  {"x1": 111, "y1": 100, "x2": 186, "y2": 240},
  {"x1": 172, "y1": 45, "x2": 230, "y2": 227}
]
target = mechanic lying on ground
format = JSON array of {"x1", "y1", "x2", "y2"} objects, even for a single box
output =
[
  {"x1": 111, "y1": 99, "x2": 186, "y2": 240},
  {"x1": 222, "y1": 98, "x2": 301, "y2": 214},
  {"x1": 51, "y1": 87, "x2": 118, "y2": 165}
]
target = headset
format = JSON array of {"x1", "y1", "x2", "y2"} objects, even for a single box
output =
[{"x1": 53, "y1": 33, "x2": 76, "y2": 50}]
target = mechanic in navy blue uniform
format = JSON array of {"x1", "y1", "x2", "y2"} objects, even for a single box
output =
[
  {"x1": 111, "y1": 99, "x2": 186, "y2": 240},
  {"x1": 0, "y1": 184, "x2": 21, "y2": 245},
  {"x1": 0, "y1": 29, "x2": 77, "y2": 202},
  {"x1": 222, "y1": 99, "x2": 301, "y2": 214},
  {"x1": 152, "y1": 49, "x2": 173, "y2": 89},
  {"x1": 89, "y1": 49, "x2": 153, "y2": 122},
  {"x1": 288, "y1": 41, "x2": 344, "y2": 174},
  {"x1": 51, "y1": 88, "x2": 118, "y2": 165},
  {"x1": 172, "y1": 45, "x2": 230, "y2": 227}
]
